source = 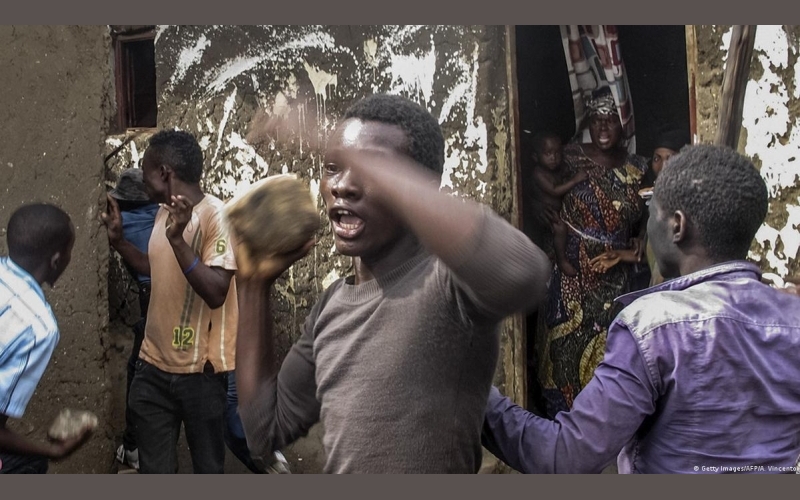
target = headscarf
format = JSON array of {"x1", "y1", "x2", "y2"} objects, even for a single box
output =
[
  {"x1": 585, "y1": 88, "x2": 618, "y2": 117},
  {"x1": 654, "y1": 128, "x2": 691, "y2": 153}
]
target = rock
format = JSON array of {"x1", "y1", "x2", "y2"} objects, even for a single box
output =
[
  {"x1": 224, "y1": 174, "x2": 319, "y2": 279},
  {"x1": 47, "y1": 409, "x2": 98, "y2": 441}
]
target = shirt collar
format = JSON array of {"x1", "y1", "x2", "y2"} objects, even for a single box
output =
[
  {"x1": 2, "y1": 256, "x2": 46, "y2": 301},
  {"x1": 615, "y1": 260, "x2": 763, "y2": 307}
]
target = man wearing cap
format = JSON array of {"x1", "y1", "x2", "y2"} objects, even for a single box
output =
[
  {"x1": 107, "y1": 167, "x2": 158, "y2": 471},
  {"x1": 100, "y1": 131, "x2": 238, "y2": 474}
]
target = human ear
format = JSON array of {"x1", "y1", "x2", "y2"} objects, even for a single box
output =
[
  {"x1": 45, "y1": 251, "x2": 63, "y2": 285},
  {"x1": 672, "y1": 210, "x2": 687, "y2": 244},
  {"x1": 50, "y1": 251, "x2": 61, "y2": 271}
]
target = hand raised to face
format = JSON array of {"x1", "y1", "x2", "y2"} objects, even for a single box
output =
[
  {"x1": 100, "y1": 194, "x2": 123, "y2": 244},
  {"x1": 161, "y1": 195, "x2": 195, "y2": 242}
]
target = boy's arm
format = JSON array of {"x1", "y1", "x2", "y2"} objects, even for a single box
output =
[
  {"x1": 482, "y1": 322, "x2": 656, "y2": 473},
  {"x1": 235, "y1": 242, "x2": 320, "y2": 469},
  {"x1": 533, "y1": 168, "x2": 588, "y2": 198},
  {"x1": 162, "y1": 195, "x2": 234, "y2": 309},
  {"x1": 0, "y1": 327, "x2": 92, "y2": 459},
  {"x1": 101, "y1": 194, "x2": 151, "y2": 277},
  {"x1": 341, "y1": 148, "x2": 551, "y2": 315},
  {"x1": 0, "y1": 415, "x2": 91, "y2": 460}
]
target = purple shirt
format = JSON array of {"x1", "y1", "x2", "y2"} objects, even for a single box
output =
[{"x1": 483, "y1": 261, "x2": 800, "y2": 473}]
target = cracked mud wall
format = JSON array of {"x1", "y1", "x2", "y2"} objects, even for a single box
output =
[
  {"x1": 105, "y1": 25, "x2": 519, "y2": 472},
  {"x1": 695, "y1": 25, "x2": 800, "y2": 281},
  {"x1": 0, "y1": 25, "x2": 114, "y2": 473}
]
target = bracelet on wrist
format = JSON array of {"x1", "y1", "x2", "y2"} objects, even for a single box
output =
[{"x1": 183, "y1": 256, "x2": 200, "y2": 275}]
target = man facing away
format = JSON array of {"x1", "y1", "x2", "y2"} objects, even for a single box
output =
[
  {"x1": 107, "y1": 167, "x2": 158, "y2": 471},
  {"x1": 101, "y1": 130, "x2": 238, "y2": 473},
  {"x1": 236, "y1": 94, "x2": 552, "y2": 473},
  {"x1": 1, "y1": 203, "x2": 92, "y2": 474},
  {"x1": 482, "y1": 144, "x2": 800, "y2": 473}
]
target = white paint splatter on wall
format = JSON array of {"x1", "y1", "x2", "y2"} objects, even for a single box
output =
[
  {"x1": 168, "y1": 34, "x2": 210, "y2": 92},
  {"x1": 201, "y1": 30, "x2": 340, "y2": 98},
  {"x1": 438, "y1": 42, "x2": 489, "y2": 194},
  {"x1": 107, "y1": 25, "x2": 507, "y2": 299}
]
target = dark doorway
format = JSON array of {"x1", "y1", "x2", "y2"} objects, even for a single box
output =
[{"x1": 513, "y1": 25, "x2": 691, "y2": 413}]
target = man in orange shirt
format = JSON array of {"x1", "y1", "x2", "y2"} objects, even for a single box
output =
[{"x1": 102, "y1": 130, "x2": 237, "y2": 473}]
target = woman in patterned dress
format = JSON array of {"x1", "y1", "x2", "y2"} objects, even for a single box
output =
[{"x1": 534, "y1": 89, "x2": 649, "y2": 418}]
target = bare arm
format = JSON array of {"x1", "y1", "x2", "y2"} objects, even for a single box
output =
[
  {"x1": 101, "y1": 194, "x2": 151, "y2": 277},
  {"x1": 236, "y1": 241, "x2": 315, "y2": 404},
  {"x1": 235, "y1": 277, "x2": 276, "y2": 407},
  {"x1": 533, "y1": 168, "x2": 588, "y2": 198},
  {"x1": 0, "y1": 415, "x2": 92, "y2": 460},
  {"x1": 163, "y1": 195, "x2": 233, "y2": 309},
  {"x1": 340, "y1": 148, "x2": 551, "y2": 311},
  {"x1": 235, "y1": 241, "x2": 320, "y2": 467}
]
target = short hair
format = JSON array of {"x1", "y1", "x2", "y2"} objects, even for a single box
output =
[
  {"x1": 531, "y1": 131, "x2": 561, "y2": 154},
  {"x1": 654, "y1": 144, "x2": 768, "y2": 260},
  {"x1": 7, "y1": 203, "x2": 73, "y2": 265},
  {"x1": 343, "y1": 94, "x2": 444, "y2": 175},
  {"x1": 147, "y1": 129, "x2": 204, "y2": 183}
]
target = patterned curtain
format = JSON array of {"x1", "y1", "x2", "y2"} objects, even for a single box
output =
[{"x1": 560, "y1": 25, "x2": 636, "y2": 152}]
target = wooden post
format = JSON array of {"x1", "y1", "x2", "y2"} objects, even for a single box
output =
[
  {"x1": 714, "y1": 25, "x2": 757, "y2": 149},
  {"x1": 685, "y1": 25, "x2": 699, "y2": 143},
  {"x1": 503, "y1": 24, "x2": 527, "y2": 409}
]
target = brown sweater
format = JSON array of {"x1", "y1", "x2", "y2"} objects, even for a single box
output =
[{"x1": 239, "y1": 208, "x2": 546, "y2": 473}]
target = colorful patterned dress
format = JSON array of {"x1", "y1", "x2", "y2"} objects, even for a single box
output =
[{"x1": 534, "y1": 142, "x2": 649, "y2": 418}]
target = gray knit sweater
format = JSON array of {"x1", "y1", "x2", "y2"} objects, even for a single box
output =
[{"x1": 239, "y1": 208, "x2": 545, "y2": 473}]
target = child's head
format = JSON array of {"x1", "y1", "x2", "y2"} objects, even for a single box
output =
[
  {"x1": 7, "y1": 203, "x2": 75, "y2": 286},
  {"x1": 532, "y1": 132, "x2": 563, "y2": 171}
]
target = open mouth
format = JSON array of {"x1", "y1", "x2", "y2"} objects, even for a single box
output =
[
  {"x1": 330, "y1": 208, "x2": 365, "y2": 239},
  {"x1": 596, "y1": 134, "x2": 612, "y2": 146}
]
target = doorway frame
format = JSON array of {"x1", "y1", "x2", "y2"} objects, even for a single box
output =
[{"x1": 503, "y1": 24, "x2": 699, "y2": 407}]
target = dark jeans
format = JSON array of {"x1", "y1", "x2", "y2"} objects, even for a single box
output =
[
  {"x1": 122, "y1": 281, "x2": 149, "y2": 451},
  {"x1": 0, "y1": 453, "x2": 48, "y2": 474},
  {"x1": 224, "y1": 372, "x2": 262, "y2": 474},
  {"x1": 129, "y1": 359, "x2": 227, "y2": 474},
  {"x1": 122, "y1": 318, "x2": 146, "y2": 451}
]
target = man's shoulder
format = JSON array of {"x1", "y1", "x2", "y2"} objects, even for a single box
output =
[
  {"x1": 196, "y1": 194, "x2": 226, "y2": 217},
  {"x1": 0, "y1": 296, "x2": 59, "y2": 355},
  {"x1": 202, "y1": 193, "x2": 225, "y2": 207},
  {"x1": 617, "y1": 277, "x2": 798, "y2": 338},
  {"x1": 0, "y1": 271, "x2": 57, "y2": 336},
  {"x1": 315, "y1": 278, "x2": 346, "y2": 308},
  {"x1": 195, "y1": 195, "x2": 228, "y2": 234},
  {"x1": 618, "y1": 281, "x2": 723, "y2": 335}
]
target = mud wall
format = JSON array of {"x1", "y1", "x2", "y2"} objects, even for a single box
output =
[
  {"x1": 104, "y1": 25, "x2": 519, "y2": 473},
  {"x1": 695, "y1": 25, "x2": 800, "y2": 281},
  {"x1": 0, "y1": 25, "x2": 114, "y2": 473}
]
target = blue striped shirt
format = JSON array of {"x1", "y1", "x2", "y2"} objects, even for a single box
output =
[{"x1": 0, "y1": 257, "x2": 60, "y2": 419}]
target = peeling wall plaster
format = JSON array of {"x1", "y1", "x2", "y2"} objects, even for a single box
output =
[
  {"x1": 734, "y1": 26, "x2": 800, "y2": 277},
  {"x1": 144, "y1": 26, "x2": 501, "y2": 206},
  {"x1": 697, "y1": 25, "x2": 800, "y2": 279}
]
